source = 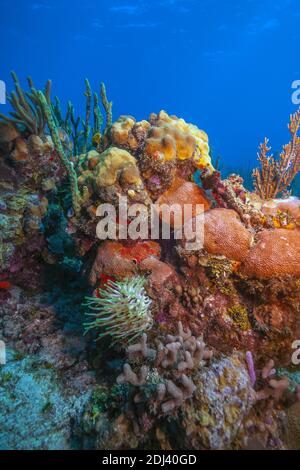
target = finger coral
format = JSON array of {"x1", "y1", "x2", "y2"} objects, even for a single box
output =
[
  {"x1": 116, "y1": 322, "x2": 213, "y2": 417},
  {"x1": 255, "y1": 359, "x2": 289, "y2": 402}
]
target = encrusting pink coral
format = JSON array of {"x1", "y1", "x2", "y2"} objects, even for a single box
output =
[
  {"x1": 156, "y1": 176, "x2": 211, "y2": 229},
  {"x1": 89, "y1": 240, "x2": 161, "y2": 284},
  {"x1": 179, "y1": 208, "x2": 252, "y2": 262},
  {"x1": 202, "y1": 208, "x2": 252, "y2": 261}
]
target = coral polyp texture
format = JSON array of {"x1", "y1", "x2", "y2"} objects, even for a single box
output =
[{"x1": 1, "y1": 75, "x2": 300, "y2": 450}]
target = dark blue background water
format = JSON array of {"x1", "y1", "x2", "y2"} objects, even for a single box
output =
[{"x1": 1, "y1": 0, "x2": 300, "y2": 171}]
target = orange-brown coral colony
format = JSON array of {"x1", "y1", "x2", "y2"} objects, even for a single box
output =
[
  {"x1": 240, "y1": 228, "x2": 300, "y2": 278},
  {"x1": 202, "y1": 208, "x2": 252, "y2": 262},
  {"x1": 156, "y1": 177, "x2": 211, "y2": 229}
]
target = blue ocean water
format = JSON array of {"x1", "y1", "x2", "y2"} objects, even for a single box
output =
[{"x1": 1, "y1": 0, "x2": 300, "y2": 171}]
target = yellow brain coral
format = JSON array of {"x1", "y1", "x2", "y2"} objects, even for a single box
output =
[
  {"x1": 95, "y1": 146, "x2": 142, "y2": 187},
  {"x1": 107, "y1": 110, "x2": 214, "y2": 176},
  {"x1": 110, "y1": 115, "x2": 150, "y2": 152},
  {"x1": 146, "y1": 110, "x2": 213, "y2": 171}
]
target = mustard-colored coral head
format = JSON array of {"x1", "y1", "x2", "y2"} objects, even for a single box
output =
[
  {"x1": 108, "y1": 110, "x2": 214, "y2": 173},
  {"x1": 145, "y1": 110, "x2": 214, "y2": 172},
  {"x1": 95, "y1": 147, "x2": 140, "y2": 187},
  {"x1": 110, "y1": 115, "x2": 150, "y2": 152}
]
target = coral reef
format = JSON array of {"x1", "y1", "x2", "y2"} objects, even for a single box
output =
[{"x1": 1, "y1": 74, "x2": 300, "y2": 450}]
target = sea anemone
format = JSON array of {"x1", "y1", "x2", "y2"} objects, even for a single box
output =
[{"x1": 83, "y1": 276, "x2": 152, "y2": 344}]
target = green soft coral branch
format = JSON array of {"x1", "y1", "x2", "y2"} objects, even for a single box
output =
[
  {"x1": 100, "y1": 82, "x2": 113, "y2": 134},
  {"x1": 93, "y1": 92, "x2": 103, "y2": 136},
  {"x1": 0, "y1": 72, "x2": 52, "y2": 135},
  {"x1": 51, "y1": 96, "x2": 64, "y2": 129},
  {"x1": 9, "y1": 91, "x2": 37, "y2": 134},
  {"x1": 82, "y1": 78, "x2": 92, "y2": 154},
  {"x1": 68, "y1": 101, "x2": 83, "y2": 156},
  {"x1": 37, "y1": 90, "x2": 82, "y2": 215},
  {"x1": 1, "y1": 73, "x2": 113, "y2": 154}
]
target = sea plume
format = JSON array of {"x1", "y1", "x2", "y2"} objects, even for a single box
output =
[{"x1": 253, "y1": 109, "x2": 300, "y2": 199}]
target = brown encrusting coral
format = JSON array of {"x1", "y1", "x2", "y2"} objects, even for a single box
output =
[{"x1": 1, "y1": 75, "x2": 300, "y2": 450}]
